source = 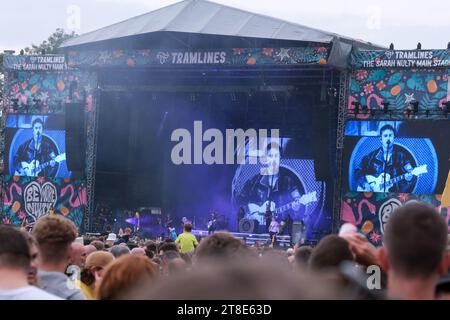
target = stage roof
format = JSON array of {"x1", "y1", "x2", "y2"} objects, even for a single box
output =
[{"x1": 61, "y1": 0, "x2": 385, "y2": 68}]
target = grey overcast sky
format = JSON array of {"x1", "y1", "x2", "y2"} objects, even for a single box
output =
[{"x1": 1, "y1": 0, "x2": 450, "y2": 51}]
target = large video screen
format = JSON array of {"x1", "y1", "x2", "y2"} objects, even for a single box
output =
[
  {"x1": 5, "y1": 114, "x2": 71, "y2": 178},
  {"x1": 231, "y1": 137, "x2": 325, "y2": 228},
  {"x1": 343, "y1": 120, "x2": 450, "y2": 194}
]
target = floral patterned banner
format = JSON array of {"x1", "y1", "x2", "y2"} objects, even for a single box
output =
[
  {"x1": 351, "y1": 49, "x2": 450, "y2": 69},
  {"x1": 340, "y1": 192, "x2": 446, "y2": 247},
  {"x1": 65, "y1": 46, "x2": 330, "y2": 68},
  {"x1": 1, "y1": 175, "x2": 87, "y2": 229},
  {"x1": 348, "y1": 68, "x2": 450, "y2": 120},
  {"x1": 4, "y1": 69, "x2": 96, "y2": 115}
]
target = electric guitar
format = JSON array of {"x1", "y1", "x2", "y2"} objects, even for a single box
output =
[
  {"x1": 247, "y1": 191, "x2": 317, "y2": 221},
  {"x1": 15, "y1": 153, "x2": 66, "y2": 177},
  {"x1": 357, "y1": 164, "x2": 428, "y2": 192}
]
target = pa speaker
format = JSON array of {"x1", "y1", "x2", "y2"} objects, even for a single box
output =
[
  {"x1": 65, "y1": 103, "x2": 86, "y2": 173},
  {"x1": 312, "y1": 104, "x2": 331, "y2": 181},
  {"x1": 239, "y1": 218, "x2": 259, "y2": 233}
]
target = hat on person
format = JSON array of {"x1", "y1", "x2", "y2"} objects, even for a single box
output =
[
  {"x1": 85, "y1": 251, "x2": 114, "y2": 269},
  {"x1": 106, "y1": 233, "x2": 117, "y2": 242}
]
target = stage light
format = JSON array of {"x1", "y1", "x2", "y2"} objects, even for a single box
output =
[
  {"x1": 389, "y1": 43, "x2": 394, "y2": 50},
  {"x1": 381, "y1": 101, "x2": 389, "y2": 113},
  {"x1": 410, "y1": 100, "x2": 419, "y2": 114},
  {"x1": 417, "y1": 42, "x2": 422, "y2": 49}
]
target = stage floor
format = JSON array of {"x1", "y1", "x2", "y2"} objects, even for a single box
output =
[{"x1": 192, "y1": 229, "x2": 292, "y2": 247}]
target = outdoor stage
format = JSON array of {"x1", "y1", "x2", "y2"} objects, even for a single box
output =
[{"x1": 1, "y1": 0, "x2": 449, "y2": 247}]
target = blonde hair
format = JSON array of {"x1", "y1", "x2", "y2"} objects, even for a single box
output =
[{"x1": 97, "y1": 255, "x2": 158, "y2": 300}]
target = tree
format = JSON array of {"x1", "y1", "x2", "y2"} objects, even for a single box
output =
[{"x1": 24, "y1": 28, "x2": 77, "y2": 55}]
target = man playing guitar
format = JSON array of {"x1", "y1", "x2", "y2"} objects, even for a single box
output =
[
  {"x1": 355, "y1": 124, "x2": 423, "y2": 193},
  {"x1": 13, "y1": 118, "x2": 63, "y2": 177}
]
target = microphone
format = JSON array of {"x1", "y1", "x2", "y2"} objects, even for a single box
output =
[{"x1": 386, "y1": 140, "x2": 392, "y2": 150}]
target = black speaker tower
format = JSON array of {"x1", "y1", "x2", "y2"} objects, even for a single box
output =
[{"x1": 65, "y1": 102, "x2": 86, "y2": 176}]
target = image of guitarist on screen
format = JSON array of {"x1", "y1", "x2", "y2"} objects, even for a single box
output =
[
  {"x1": 236, "y1": 141, "x2": 317, "y2": 230},
  {"x1": 354, "y1": 124, "x2": 425, "y2": 193},
  {"x1": 13, "y1": 118, "x2": 62, "y2": 177}
]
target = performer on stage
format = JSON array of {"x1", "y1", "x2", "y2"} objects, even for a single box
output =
[
  {"x1": 355, "y1": 124, "x2": 416, "y2": 193},
  {"x1": 268, "y1": 216, "x2": 280, "y2": 247},
  {"x1": 236, "y1": 141, "x2": 306, "y2": 226},
  {"x1": 13, "y1": 118, "x2": 60, "y2": 177},
  {"x1": 207, "y1": 211, "x2": 219, "y2": 234}
]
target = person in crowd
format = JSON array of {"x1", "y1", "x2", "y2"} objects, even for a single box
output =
[
  {"x1": 294, "y1": 245, "x2": 314, "y2": 269},
  {"x1": 84, "y1": 244, "x2": 97, "y2": 256},
  {"x1": 0, "y1": 225, "x2": 61, "y2": 299},
  {"x1": 90, "y1": 240, "x2": 105, "y2": 251},
  {"x1": 379, "y1": 201, "x2": 449, "y2": 299},
  {"x1": 80, "y1": 251, "x2": 114, "y2": 300},
  {"x1": 130, "y1": 247, "x2": 146, "y2": 256},
  {"x1": 22, "y1": 232, "x2": 40, "y2": 287},
  {"x1": 159, "y1": 250, "x2": 186, "y2": 276},
  {"x1": 32, "y1": 215, "x2": 86, "y2": 300},
  {"x1": 194, "y1": 232, "x2": 251, "y2": 264},
  {"x1": 309, "y1": 235, "x2": 354, "y2": 271},
  {"x1": 118, "y1": 227, "x2": 132, "y2": 244},
  {"x1": 110, "y1": 245, "x2": 130, "y2": 259},
  {"x1": 158, "y1": 241, "x2": 178, "y2": 255},
  {"x1": 127, "y1": 257, "x2": 347, "y2": 300},
  {"x1": 175, "y1": 223, "x2": 198, "y2": 254},
  {"x1": 435, "y1": 236, "x2": 450, "y2": 299},
  {"x1": 144, "y1": 241, "x2": 157, "y2": 259},
  {"x1": 69, "y1": 242, "x2": 86, "y2": 269},
  {"x1": 97, "y1": 255, "x2": 159, "y2": 300},
  {"x1": 105, "y1": 233, "x2": 117, "y2": 247}
]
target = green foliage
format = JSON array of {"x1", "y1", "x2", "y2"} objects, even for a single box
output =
[{"x1": 24, "y1": 28, "x2": 77, "y2": 54}]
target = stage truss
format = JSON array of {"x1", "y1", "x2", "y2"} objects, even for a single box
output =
[
  {"x1": 331, "y1": 70, "x2": 349, "y2": 233},
  {"x1": 83, "y1": 86, "x2": 100, "y2": 233}
]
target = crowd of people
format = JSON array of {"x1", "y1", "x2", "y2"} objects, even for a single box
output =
[{"x1": 0, "y1": 201, "x2": 449, "y2": 300}]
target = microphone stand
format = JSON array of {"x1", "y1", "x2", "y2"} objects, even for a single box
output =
[
  {"x1": 383, "y1": 141, "x2": 391, "y2": 193},
  {"x1": 33, "y1": 132, "x2": 40, "y2": 177}
]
